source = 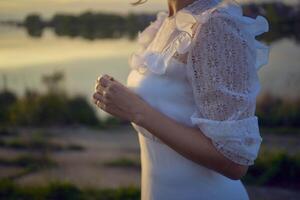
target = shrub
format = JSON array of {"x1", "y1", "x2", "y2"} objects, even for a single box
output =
[
  {"x1": 243, "y1": 150, "x2": 300, "y2": 189},
  {"x1": 8, "y1": 93, "x2": 100, "y2": 127},
  {"x1": 0, "y1": 180, "x2": 140, "y2": 200}
]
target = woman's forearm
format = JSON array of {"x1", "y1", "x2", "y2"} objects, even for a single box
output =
[{"x1": 135, "y1": 104, "x2": 248, "y2": 180}]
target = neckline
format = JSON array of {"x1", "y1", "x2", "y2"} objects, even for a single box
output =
[{"x1": 166, "y1": 0, "x2": 218, "y2": 20}]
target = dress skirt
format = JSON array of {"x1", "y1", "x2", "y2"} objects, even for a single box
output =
[{"x1": 136, "y1": 129, "x2": 250, "y2": 200}]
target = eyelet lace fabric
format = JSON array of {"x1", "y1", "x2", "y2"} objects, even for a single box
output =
[
  {"x1": 128, "y1": 0, "x2": 270, "y2": 166},
  {"x1": 186, "y1": 3, "x2": 269, "y2": 166}
]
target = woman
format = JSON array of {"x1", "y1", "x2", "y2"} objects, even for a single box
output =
[{"x1": 92, "y1": 0, "x2": 270, "y2": 199}]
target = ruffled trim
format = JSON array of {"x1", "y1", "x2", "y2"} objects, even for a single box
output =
[
  {"x1": 174, "y1": 0, "x2": 270, "y2": 71},
  {"x1": 142, "y1": 31, "x2": 193, "y2": 75},
  {"x1": 137, "y1": 11, "x2": 168, "y2": 49},
  {"x1": 128, "y1": 11, "x2": 168, "y2": 74}
]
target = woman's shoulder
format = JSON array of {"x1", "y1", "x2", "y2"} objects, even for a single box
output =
[
  {"x1": 174, "y1": 0, "x2": 270, "y2": 71},
  {"x1": 176, "y1": 0, "x2": 269, "y2": 34}
]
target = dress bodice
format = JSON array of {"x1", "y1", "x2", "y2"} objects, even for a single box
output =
[
  {"x1": 127, "y1": 57, "x2": 196, "y2": 142},
  {"x1": 127, "y1": 0, "x2": 270, "y2": 166}
]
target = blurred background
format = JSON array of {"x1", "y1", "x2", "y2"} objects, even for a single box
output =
[{"x1": 0, "y1": 0, "x2": 300, "y2": 199}]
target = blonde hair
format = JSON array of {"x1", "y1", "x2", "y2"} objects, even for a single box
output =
[{"x1": 131, "y1": 0, "x2": 148, "y2": 6}]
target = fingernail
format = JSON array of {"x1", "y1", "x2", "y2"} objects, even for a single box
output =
[{"x1": 104, "y1": 75, "x2": 109, "y2": 80}]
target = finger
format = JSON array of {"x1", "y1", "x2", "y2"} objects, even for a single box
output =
[
  {"x1": 98, "y1": 75, "x2": 113, "y2": 88},
  {"x1": 95, "y1": 83, "x2": 104, "y2": 93},
  {"x1": 92, "y1": 96, "x2": 99, "y2": 107},
  {"x1": 93, "y1": 92, "x2": 104, "y2": 102},
  {"x1": 92, "y1": 94, "x2": 101, "y2": 104},
  {"x1": 96, "y1": 100, "x2": 105, "y2": 110},
  {"x1": 107, "y1": 75, "x2": 114, "y2": 81},
  {"x1": 97, "y1": 74, "x2": 115, "y2": 83},
  {"x1": 97, "y1": 74, "x2": 103, "y2": 82},
  {"x1": 103, "y1": 74, "x2": 114, "y2": 81},
  {"x1": 97, "y1": 74, "x2": 111, "y2": 83}
]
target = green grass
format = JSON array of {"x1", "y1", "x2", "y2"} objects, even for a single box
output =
[
  {"x1": 0, "y1": 154, "x2": 57, "y2": 179},
  {"x1": 103, "y1": 157, "x2": 141, "y2": 169},
  {"x1": 0, "y1": 127, "x2": 18, "y2": 136},
  {"x1": 242, "y1": 150, "x2": 300, "y2": 189},
  {"x1": 0, "y1": 135, "x2": 84, "y2": 152},
  {"x1": 0, "y1": 155, "x2": 56, "y2": 168},
  {"x1": 0, "y1": 180, "x2": 140, "y2": 200},
  {"x1": 0, "y1": 137, "x2": 62, "y2": 151},
  {"x1": 0, "y1": 138, "x2": 84, "y2": 152},
  {"x1": 260, "y1": 126, "x2": 300, "y2": 135},
  {"x1": 66, "y1": 144, "x2": 85, "y2": 151}
]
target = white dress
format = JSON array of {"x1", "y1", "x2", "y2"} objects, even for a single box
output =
[{"x1": 126, "y1": 0, "x2": 270, "y2": 199}]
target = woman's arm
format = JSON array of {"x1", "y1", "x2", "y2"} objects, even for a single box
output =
[
  {"x1": 135, "y1": 102, "x2": 248, "y2": 180},
  {"x1": 93, "y1": 75, "x2": 247, "y2": 180}
]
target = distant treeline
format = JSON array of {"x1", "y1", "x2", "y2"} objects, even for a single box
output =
[
  {"x1": 1, "y1": 2, "x2": 300, "y2": 42},
  {"x1": 0, "y1": 72, "x2": 300, "y2": 128},
  {"x1": 0, "y1": 71, "x2": 126, "y2": 128},
  {"x1": 23, "y1": 12, "x2": 155, "y2": 40}
]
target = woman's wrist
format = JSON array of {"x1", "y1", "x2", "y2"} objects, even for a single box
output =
[{"x1": 132, "y1": 101, "x2": 154, "y2": 127}]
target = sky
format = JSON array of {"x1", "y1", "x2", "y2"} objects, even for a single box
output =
[{"x1": 0, "y1": 0, "x2": 298, "y2": 21}]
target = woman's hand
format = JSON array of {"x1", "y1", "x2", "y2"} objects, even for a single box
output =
[{"x1": 92, "y1": 74, "x2": 149, "y2": 124}]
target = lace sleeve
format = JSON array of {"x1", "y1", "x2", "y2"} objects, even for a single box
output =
[{"x1": 187, "y1": 10, "x2": 263, "y2": 166}]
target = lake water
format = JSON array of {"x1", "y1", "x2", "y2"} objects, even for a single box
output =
[{"x1": 0, "y1": 25, "x2": 300, "y2": 117}]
